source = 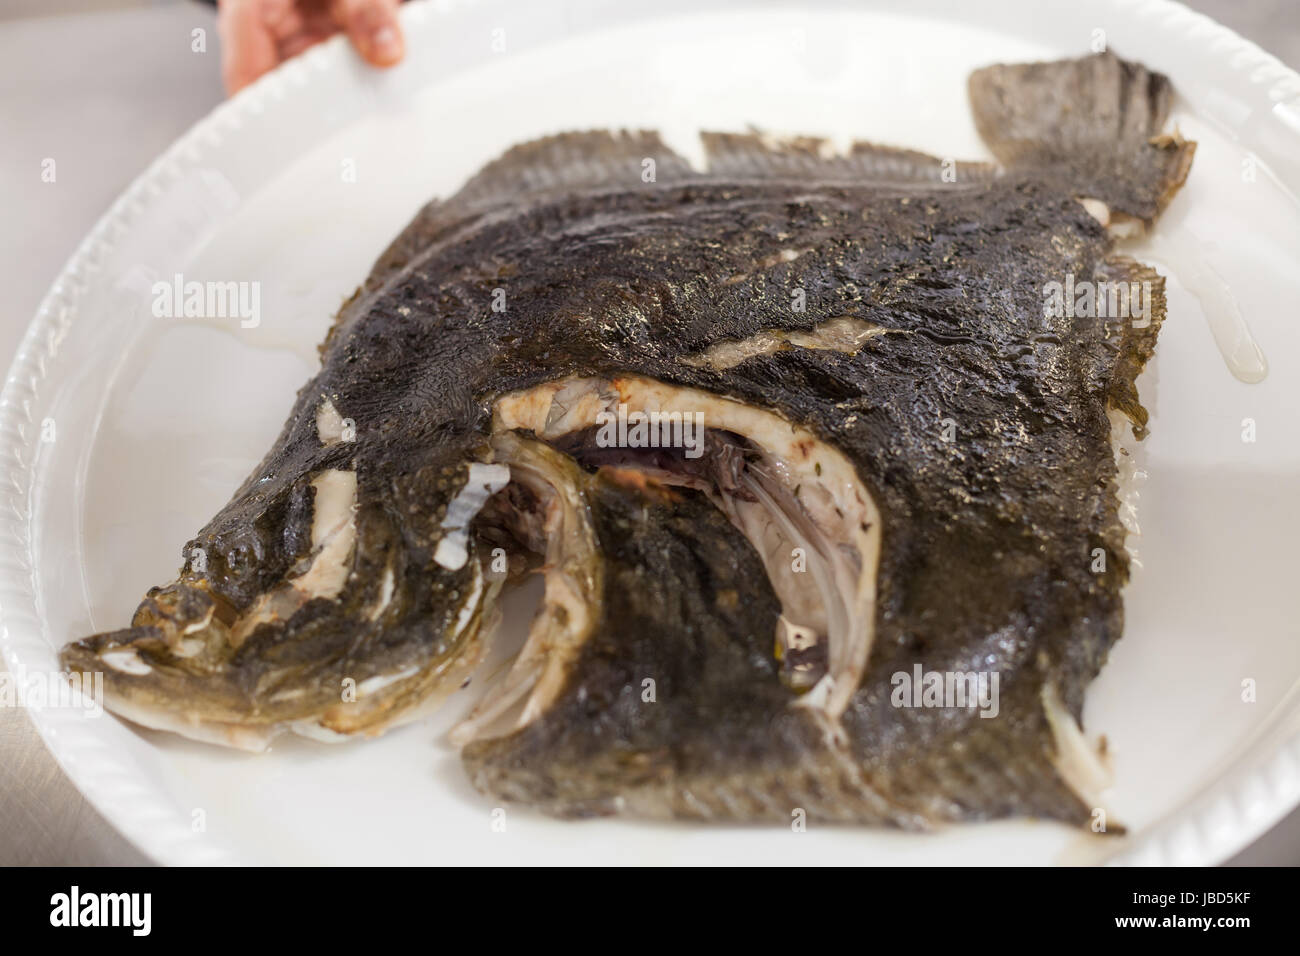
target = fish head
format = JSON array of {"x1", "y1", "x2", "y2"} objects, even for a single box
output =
[{"x1": 59, "y1": 458, "x2": 501, "y2": 750}]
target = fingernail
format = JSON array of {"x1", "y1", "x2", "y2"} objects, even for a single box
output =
[{"x1": 370, "y1": 26, "x2": 402, "y2": 63}]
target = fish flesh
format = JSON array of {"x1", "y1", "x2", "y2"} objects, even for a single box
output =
[{"x1": 63, "y1": 52, "x2": 1194, "y2": 828}]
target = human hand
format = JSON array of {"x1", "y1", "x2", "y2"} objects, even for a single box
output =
[{"x1": 218, "y1": 0, "x2": 405, "y2": 95}]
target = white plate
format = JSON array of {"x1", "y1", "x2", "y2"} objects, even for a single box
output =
[{"x1": 4, "y1": 0, "x2": 1300, "y2": 866}]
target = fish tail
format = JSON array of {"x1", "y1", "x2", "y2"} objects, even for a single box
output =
[{"x1": 968, "y1": 52, "x2": 1196, "y2": 229}]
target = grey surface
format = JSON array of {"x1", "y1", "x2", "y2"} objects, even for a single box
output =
[{"x1": 0, "y1": 0, "x2": 1297, "y2": 867}]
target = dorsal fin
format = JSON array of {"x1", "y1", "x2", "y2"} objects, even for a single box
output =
[
  {"x1": 701, "y1": 131, "x2": 997, "y2": 184},
  {"x1": 452, "y1": 129, "x2": 697, "y2": 205}
]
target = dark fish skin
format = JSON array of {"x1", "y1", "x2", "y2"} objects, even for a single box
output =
[
  {"x1": 463, "y1": 466, "x2": 795, "y2": 820},
  {"x1": 464, "y1": 462, "x2": 1087, "y2": 826},
  {"x1": 62, "y1": 53, "x2": 1192, "y2": 826}
]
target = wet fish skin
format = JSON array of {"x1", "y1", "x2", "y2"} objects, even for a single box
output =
[
  {"x1": 61, "y1": 53, "x2": 1189, "y2": 827},
  {"x1": 465, "y1": 453, "x2": 1088, "y2": 828},
  {"x1": 463, "y1": 467, "x2": 795, "y2": 820}
]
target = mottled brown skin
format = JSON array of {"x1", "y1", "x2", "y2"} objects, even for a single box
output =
[
  {"x1": 464, "y1": 470, "x2": 1089, "y2": 826},
  {"x1": 63, "y1": 53, "x2": 1192, "y2": 825},
  {"x1": 463, "y1": 473, "x2": 794, "y2": 819}
]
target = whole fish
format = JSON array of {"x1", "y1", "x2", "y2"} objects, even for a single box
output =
[{"x1": 63, "y1": 52, "x2": 1193, "y2": 828}]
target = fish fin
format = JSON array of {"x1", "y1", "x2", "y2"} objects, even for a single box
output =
[
  {"x1": 452, "y1": 129, "x2": 697, "y2": 205},
  {"x1": 363, "y1": 199, "x2": 451, "y2": 289},
  {"x1": 1097, "y1": 256, "x2": 1166, "y2": 439},
  {"x1": 320, "y1": 197, "x2": 454, "y2": 356},
  {"x1": 968, "y1": 52, "x2": 1195, "y2": 228},
  {"x1": 701, "y1": 131, "x2": 996, "y2": 184},
  {"x1": 373, "y1": 131, "x2": 694, "y2": 273},
  {"x1": 326, "y1": 130, "x2": 697, "y2": 347}
]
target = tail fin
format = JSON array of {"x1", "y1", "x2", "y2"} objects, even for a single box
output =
[{"x1": 968, "y1": 52, "x2": 1195, "y2": 229}]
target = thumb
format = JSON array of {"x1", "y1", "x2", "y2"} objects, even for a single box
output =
[{"x1": 331, "y1": 0, "x2": 405, "y2": 68}]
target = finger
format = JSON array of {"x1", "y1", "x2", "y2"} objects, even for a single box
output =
[
  {"x1": 330, "y1": 0, "x2": 404, "y2": 68},
  {"x1": 278, "y1": 29, "x2": 333, "y2": 62},
  {"x1": 217, "y1": 0, "x2": 281, "y2": 94},
  {"x1": 260, "y1": 0, "x2": 306, "y2": 39}
]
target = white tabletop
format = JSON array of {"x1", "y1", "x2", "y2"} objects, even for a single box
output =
[{"x1": 1, "y1": 0, "x2": 1296, "y2": 865}]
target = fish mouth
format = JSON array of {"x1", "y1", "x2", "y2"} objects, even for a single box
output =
[
  {"x1": 59, "y1": 466, "x2": 497, "y2": 752},
  {"x1": 59, "y1": 578, "x2": 496, "y2": 753},
  {"x1": 451, "y1": 374, "x2": 882, "y2": 745}
]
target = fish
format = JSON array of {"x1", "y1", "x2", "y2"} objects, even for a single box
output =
[{"x1": 62, "y1": 51, "x2": 1193, "y2": 828}]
